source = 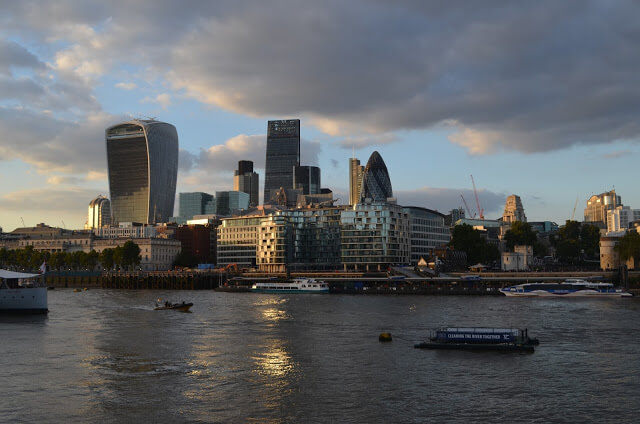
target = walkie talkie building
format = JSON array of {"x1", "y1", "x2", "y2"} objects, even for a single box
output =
[{"x1": 106, "y1": 119, "x2": 178, "y2": 224}]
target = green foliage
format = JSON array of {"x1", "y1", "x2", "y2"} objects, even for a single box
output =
[
  {"x1": 173, "y1": 251, "x2": 199, "y2": 268},
  {"x1": 450, "y1": 224, "x2": 500, "y2": 266},
  {"x1": 99, "y1": 249, "x2": 115, "y2": 270},
  {"x1": 121, "y1": 241, "x2": 141, "y2": 270},
  {"x1": 552, "y1": 220, "x2": 602, "y2": 263},
  {"x1": 615, "y1": 231, "x2": 640, "y2": 264},
  {"x1": 503, "y1": 221, "x2": 537, "y2": 251}
]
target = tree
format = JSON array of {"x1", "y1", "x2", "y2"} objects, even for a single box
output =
[
  {"x1": 113, "y1": 246, "x2": 123, "y2": 269},
  {"x1": 553, "y1": 220, "x2": 602, "y2": 264},
  {"x1": 50, "y1": 252, "x2": 67, "y2": 270},
  {"x1": 503, "y1": 221, "x2": 537, "y2": 251},
  {"x1": 120, "y1": 241, "x2": 141, "y2": 270},
  {"x1": 173, "y1": 251, "x2": 198, "y2": 268},
  {"x1": 99, "y1": 248, "x2": 115, "y2": 270},
  {"x1": 580, "y1": 224, "x2": 601, "y2": 258},
  {"x1": 615, "y1": 231, "x2": 640, "y2": 266},
  {"x1": 87, "y1": 250, "x2": 99, "y2": 270},
  {"x1": 450, "y1": 224, "x2": 499, "y2": 266}
]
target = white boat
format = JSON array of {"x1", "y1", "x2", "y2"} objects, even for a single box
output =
[
  {"x1": 251, "y1": 278, "x2": 329, "y2": 293},
  {"x1": 0, "y1": 269, "x2": 48, "y2": 313},
  {"x1": 500, "y1": 279, "x2": 632, "y2": 297}
]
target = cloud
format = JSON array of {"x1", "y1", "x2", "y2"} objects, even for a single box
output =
[
  {"x1": 337, "y1": 133, "x2": 399, "y2": 149},
  {"x1": 602, "y1": 150, "x2": 631, "y2": 160},
  {"x1": 141, "y1": 93, "x2": 171, "y2": 109},
  {"x1": 115, "y1": 82, "x2": 136, "y2": 90},
  {"x1": 395, "y1": 186, "x2": 506, "y2": 218},
  {"x1": 0, "y1": 187, "x2": 98, "y2": 213},
  {"x1": 5, "y1": 1, "x2": 640, "y2": 156}
]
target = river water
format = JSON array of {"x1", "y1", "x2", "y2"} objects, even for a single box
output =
[{"x1": 1, "y1": 290, "x2": 639, "y2": 423}]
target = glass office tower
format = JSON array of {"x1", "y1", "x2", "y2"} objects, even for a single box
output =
[
  {"x1": 106, "y1": 120, "x2": 178, "y2": 224},
  {"x1": 234, "y1": 160, "x2": 260, "y2": 207},
  {"x1": 264, "y1": 119, "x2": 300, "y2": 203},
  {"x1": 179, "y1": 192, "x2": 214, "y2": 221},
  {"x1": 293, "y1": 165, "x2": 321, "y2": 195},
  {"x1": 360, "y1": 151, "x2": 393, "y2": 202}
]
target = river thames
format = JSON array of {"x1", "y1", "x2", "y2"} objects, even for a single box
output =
[{"x1": 1, "y1": 290, "x2": 639, "y2": 423}]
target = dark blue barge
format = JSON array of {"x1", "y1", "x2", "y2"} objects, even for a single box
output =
[{"x1": 414, "y1": 327, "x2": 538, "y2": 352}]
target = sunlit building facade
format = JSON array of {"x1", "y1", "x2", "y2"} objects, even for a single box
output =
[
  {"x1": 403, "y1": 206, "x2": 450, "y2": 264},
  {"x1": 106, "y1": 119, "x2": 178, "y2": 224},
  {"x1": 349, "y1": 157, "x2": 365, "y2": 206},
  {"x1": 85, "y1": 195, "x2": 111, "y2": 229},
  {"x1": 584, "y1": 190, "x2": 621, "y2": 228},
  {"x1": 502, "y1": 194, "x2": 527, "y2": 224}
]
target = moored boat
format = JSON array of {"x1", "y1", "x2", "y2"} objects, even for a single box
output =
[
  {"x1": 500, "y1": 279, "x2": 632, "y2": 297},
  {"x1": 250, "y1": 278, "x2": 329, "y2": 293},
  {"x1": 0, "y1": 269, "x2": 48, "y2": 314},
  {"x1": 415, "y1": 327, "x2": 538, "y2": 352}
]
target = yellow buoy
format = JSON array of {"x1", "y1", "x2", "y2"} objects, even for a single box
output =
[
  {"x1": 379, "y1": 332, "x2": 392, "y2": 342},
  {"x1": 73, "y1": 288, "x2": 81, "y2": 292}
]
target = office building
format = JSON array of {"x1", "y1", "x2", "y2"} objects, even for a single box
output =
[
  {"x1": 85, "y1": 195, "x2": 111, "y2": 229},
  {"x1": 584, "y1": 190, "x2": 621, "y2": 228},
  {"x1": 349, "y1": 157, "x2": 365, "y2": 206},
  {"x1": 217, "y1": 216, "x2": 263, "y2": 267},
  {"x1": 106, "y1": 119, "x2": 178, "y2": 224},
  {"x1": 264, "y1": 119, "x2": 300, "y2": 203},
  {"x1": 360, "y1": 151, "x2": 393, "y2": 202},
  {"x1": 502, "y1": 195, "x2": 527, "y2": 224},
  {"x1": 179, "y1": 192, "x2": 214, "y2": 221},
  {"x1": 234, "y1": 161, "x2": 259, "y2": 207},
  {"x1": 606, "y1": 206, "x2": 640, "y2": 233},
  {"x1": 403, "y1": 206, "x2": 450, "y2": 264},
  {"x1": 215, "y1": 191, "x2": 250, "y2": 216},
  {"x1": 293, "y1": 165, "x2": 321, "y2": 195}
]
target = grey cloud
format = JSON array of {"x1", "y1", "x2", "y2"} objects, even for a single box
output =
[
  {"x1": 6, "y1": 1, "x2": 640, "y2": 153},
  {"x1": 0, "y1": 39, "x2": 45, "y2": 74},
  {"x1": 395, "y1": 187, "x2": 506, "y2": 219}
]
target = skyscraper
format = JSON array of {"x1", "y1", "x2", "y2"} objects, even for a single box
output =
[
  {"x1": 264, "y1": 119, "x2": 300, "y2": 203},
  {"x1": 349, "y1": 157, "x2": 364, "y2": 205},
  {"x1": 85, "y1": 195, "x2": 111, "y2": 229},
  {"x1": 234, "y1": 160, "x2": 260, "y2": 207},
  {"x1": 293, "y1": 165, "x2": 321, "y2": 195},
  {"x1": 179, "y1": 192, "x2": 214, "y2": 221},
  {"x1": 106, "y1": 119, "x2": 178, "y2": 224},
  {"x1": 584, "y1": 189, "x2": 621, "y2": 228},
  {"x1": 360, "y1": 151, "x2": 393, "y2": 202}
]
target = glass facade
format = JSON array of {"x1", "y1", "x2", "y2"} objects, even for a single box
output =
[
  {"x1": 403, "y1": 206, "x2": 450, "y2": 264},
  {"x1": 264, "y1": 119, "x2": 300, "y2": 202},
  {"x1": 349, "y1": 158, "x2": 364, "y2": 205},
  {"x1": 234, "y1": 161, "x2": 259, "y2": 207},
  {"x1": 215, "y1": 191, "x2": 250, "y2": 216},
  {"x1": 106, "y1": 120, "x2": 178, "y2": 224},
  {"x1": 293, "y1": 165, "x2": 321, "y2": 195},
  {"x1": 86, "y1": 196, "x2": 111, "y2": 229},
  {"x1": 179, "y1": 192, "x2": 214, "y2": 221},
  {"x1": 360, "y1": 151, "x2": 393, "y2": 202}
]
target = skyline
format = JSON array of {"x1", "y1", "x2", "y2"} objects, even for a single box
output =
[{"x1": 2, "y1": 1, "x2": 640, "y2": 230}]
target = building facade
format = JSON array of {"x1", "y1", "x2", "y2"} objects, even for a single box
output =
[
  {"x1": 293, "y1": 165, "x2": 321, "y2": 195},
  {"x1": 341, "y1": 201, "x2": 410, "y2": 271},
  {"x1": 502, "y1": 194, "x2": 527, "y2": 224},
  {"x1": 403, "y1": 206, "x2": 450, "y2": 264},
  {"x1": 86, "y1": 195, "x2": 111, "y2": 229},
  {"x1": 94, "y1": 222, "x2": 157, "y2": 238},
  {"x1": 234, "y1": 161, "x2": 260, "y2": 207},
  {"x1": 606, "y1": 206, "x2": 640, "y2": 233},
  {"x1": 584, "y1": 190, "x2": 621, "y2": 228},
  {"x1": 106, "y1": 119, "x2": 178, "y2": 224},
  {"x1": 179, "y1": 192, "x2": 215, "y2": 222},
  {"x1": 264, "y1": 119, "x2": 300, "y2": 203},
  {"x1": 349, "y1": 157, "x2": 365, "y2": 206},
  {"x1": 360, "y1": 151, "x2": 393, "y2": 203},
  {"x1": 216, "y1": 216, "x2": 262, "y2": 267},
  {"x1": 215, "y1": 191, "x2": 250, "y2": 216}
]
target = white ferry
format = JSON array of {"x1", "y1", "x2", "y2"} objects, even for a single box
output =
[
  {"x1": 251, "y1": 278, "x2": 329, "y2": 293},
  {"x1": 0, "y1": 269, "x2": 49, "y2": 313},
  {"x1": 500, "y1": 279, "x2": 632, "y2": 297}
]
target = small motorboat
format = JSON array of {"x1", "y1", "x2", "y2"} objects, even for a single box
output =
[{"x1": 154, "y1": 301, "x2": 193, "y2": 312}]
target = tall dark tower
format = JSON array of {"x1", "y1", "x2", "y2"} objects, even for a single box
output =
[
  {"x1": 234, "y1": 160, "x2": 259, "y2": 207},
  {"x1": 106, "y1": 119, "x2": 178, "y2": 224},
  {"x1": 360, "y1": 151, "x2": 393, "y2": 202},
  {"x1": 263, "y1": 119, "x2": 300, "y2": 203}
]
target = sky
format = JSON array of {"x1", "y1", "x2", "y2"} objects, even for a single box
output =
[{"x1": 2, "y1": 1, "x2": 640, "y2": 231}]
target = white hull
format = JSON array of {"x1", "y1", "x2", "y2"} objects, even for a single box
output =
[
  {"x1": 0, "y1": 287, "x2": 48, "y2": 313},
  {"x1": 501, "y1": 289, "x2": 632, "y2": 298}
]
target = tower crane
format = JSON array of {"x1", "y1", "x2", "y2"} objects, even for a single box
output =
[
  {"x1": 571, "y1": 197, "x2": 579, "y2": 221},
  {"x1": 470, "y1": 174, "x2": 484, "y2": 219},
  {"x1": 460, "y1": 195, "x2": 474, "y2": 218}
]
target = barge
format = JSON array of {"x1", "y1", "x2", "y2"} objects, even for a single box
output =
[{"x1": 414, "y1": 327, "x2": 538, "y2": 352}]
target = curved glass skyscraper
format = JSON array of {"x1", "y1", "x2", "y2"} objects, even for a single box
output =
[
  {"x1": 106, "y1": 120, "x2": 178, "y2": 224},
  {"x1": 360, "y1": 151, "x2": 393, "y2": 202}
]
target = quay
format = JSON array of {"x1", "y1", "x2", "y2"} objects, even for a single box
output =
[{"x1": 42, "y1": 270, "x2": 639, "y2": 295}]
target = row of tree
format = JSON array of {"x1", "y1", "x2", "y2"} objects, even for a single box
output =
[
  {"x1": 449, "y1": 220, "x2": 602, "y2": 268},
  {"x1": 0, "y1": 241, "x2": 142, "y2": 271}
]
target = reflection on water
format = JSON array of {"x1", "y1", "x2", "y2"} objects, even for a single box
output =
[{"x1": 1, "y1": 290, "x2": 639, "y2": 423}]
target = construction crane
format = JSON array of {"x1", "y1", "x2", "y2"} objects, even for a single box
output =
[
  {"x1": 460, "y1": 195, "x2": 474, "y2": 218},
  {"x1": 571, "y1": 197, "x2": 579, "y2": 221},
  {"x1": 470, "y1": 174, "x2": 484, "y2": 219}
]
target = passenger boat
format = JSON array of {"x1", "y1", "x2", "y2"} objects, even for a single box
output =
[
  {"x1": 500, "y1": 279, "x2": 632, "y2": 297},
  {"x1": 0, "y1": 269, "x2": 48, "y2": 314},
  {"x1": 250, "y1": 278, "x2": 329, "y2": 293},
  {"x1": 415, "y1": 327, "x2": 538, "y2": 352},
  {"x1": 154, "y1": 301, "x2": 193, "y2": 312}
]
